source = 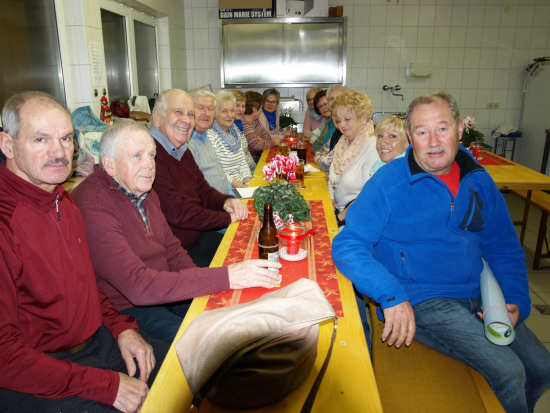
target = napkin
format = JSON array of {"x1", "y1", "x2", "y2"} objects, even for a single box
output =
[{"x1": 305, "y1": 165, "x2": 321, "y2": 173}]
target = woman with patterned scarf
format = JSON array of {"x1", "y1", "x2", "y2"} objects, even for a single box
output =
[
  {"x1": 258, "y1": 88, "x2": 294, "y2": 141},
  {"x1": 328, "y1": 91, "x2": 379, "y2": 230},
  {"x1": 310, "y1": 90, "x2": 336, "y2": 153},
  {"x1": 207, "y1": 91, "x2": 253, "y2": 189}
]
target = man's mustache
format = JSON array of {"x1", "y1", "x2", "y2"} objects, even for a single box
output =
[
  {"x1": 423, "y1": 146, "x2": 446, "y2": 154},
  {"x1": 43, "y1": 158, "x2": 69, "y2": 167}
]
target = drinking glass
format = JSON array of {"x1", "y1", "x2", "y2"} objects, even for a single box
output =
[
  {"x1": 295, "y1": 160, "x2": 305, "y2": 187},
  {"x1": 297, "y1": 141, "x2": 307, "y2": 162},
  {"x1": 278, "y1": 142, "x2": 289, "y2": 157}
]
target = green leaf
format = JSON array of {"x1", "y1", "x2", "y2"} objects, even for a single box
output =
[
  {"x1": 273, "y1": 201, "x2": 285, "y2": 211},
  {"x1": 279, "y1": 210, "x2": 289, "y2": 222}
]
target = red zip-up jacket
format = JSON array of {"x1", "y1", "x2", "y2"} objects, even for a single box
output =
[{"x1": 0, "y1": 163, "x2": 138, "y2": 405}]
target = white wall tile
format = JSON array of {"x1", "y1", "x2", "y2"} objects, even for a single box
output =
[
  {"x1": 450, "y1": 27, "x2": 467, "y2": 47},
  {"x1": 495, "y1": 48, "x2": 513, "y2": 68},
  {"x1": 416, "y1": 47, "x2": 433, "y2": 62},
  {"x1": 467, "y1": 6, "x2": 485, "y2": 26},
  {"x1": 462, "y1": 69, "x2": 479, "y2": 88},
  {"x1": 384, "y1": 47, "x2": 401, "y2": 67},
  {"x1": 208, "y1": 29, "x2": 219, "y2": 49},
  {"x1": 479, "y1": 48, "x2": 497, "y2": 68},
  {"x1": 402, "y1": 6, "x2": 420, "y2": 26},
  {"x1": 382, "y1": 68, "x2": 400, "y2": 85},
  {"x1": 351, "y1": 68, "x2": 367, "y2": 88},
  {"x1": 484, "y1": 6, "x2": 502, "y2": 27},
  {"x1": 352, "y1": 48, "x2": 369, "y2": 67},
  {"x1": 209, "y1": 49, "x2": 220, "y2": 69},
  {"x1": 386, "y1": 5, "x2": 403, "y2": 27},
  {"x1": 500, "y1": 5, "x2": 518, "y2": 27},
  {"x1": 367, "y1": 48, "x2": 385, "y2": 67},
  {"x1": 498, "y1": 27, "x2": 516, "y2": 49},
  {"x1": 488, "y1": 109, "x2": 506, "y2": 129},
  {"x1": 491, "y1": 89, "x2": 508, "y2": 108},
  {"x1": 192, "y1": 0, "x2": 205, "y2": 7},
  {"x1": 366, "y1": 68, "x2": 384, "y2": 88},
  {"x1": 533, "y1": 5, "x2": 550, "y2": 26},
  {"x1": 401, "y1": 27, "x2": 418, "y2": 48},
  {"x1": 193, "y1": 29, "x2": 209, "y2": 49},
  {"x1": 464, "y1": 48, "x2": 481, "y2": 68},
  {"x1": 207, "y1": 8, "x2": 218, "y2": 29},
  {"x1": 370, "y1": 6, "x2": 387, "y2": 27},
  {"x1": 465, "y1": 27, "x2": 483, "y2": 48},
  {"x1": 418, "y1": 6, "x2": 436, "y2": 26},
  {"x1": 448, "y1": 48, "x2": 465, "y2": 68},
  {"x1": 400, "y1": 47, "x2": 417, "y2": 67},
  {"x1": 492, "y1": 68, "x2": 511, "y2": 89},
  {"x1": 369, "y1": 27, "x2": 386, "y2": 47},
  {"x1": 478, "y1": 69, "x2": 495, "y2": 89},
  {"x1": 186, "y1": 49, "x2": 195, "y2": 70},
  {"x1": 507, "y1": 89, "x2": 523, "y2": 109},
  {"x1": 354, "y1": 6, "x2": 369, "y2": 26},
  {"x1": 460, "y1": 88, "x2": 477, "y2": 108},
  {"x1": 386, "y1": 27, "x2": 402, "y2": 48},
  {"x1": 530, "y1": 27, "x2": 549, "y2": 49},
  {"x1": 64, "y1": 0, "x2": 84, "y2": 26},
  {"x1": 433, "y1": 26, "x2": 451, "y2": 47},
  {"x1": 451, "y1": 6, "x2": 469, "y2": 26},
  {"x1": 482, "y1": 27, "x2": 500, "y2": 48},
  {"x1": 435, "y1": 6, "x2": 453, "y2": 27},
  {"x1": 66, "y1": 26, "x2": 88, "y2": 65},
  {"x1": 430, "y1": 69, "x2": 447, "y2": 88},
  {"x1": 418, "y1": 27, "x2": 435, "y2": 48},
  {"x1": 446, "y1": 69, "x2": 464, "y2": 88},
  {"x1": 432, "y1": 48, "x2": 449, "y2": 68},
  {"x1": 70, "y1": 65, "x2": 91, "y2": 102},
  {"x1": 514, "y1": 27, "x2": 533, "y2": 49},
  {"x1": 517, "y1": 5, "x2": 536, "y2": 26}
]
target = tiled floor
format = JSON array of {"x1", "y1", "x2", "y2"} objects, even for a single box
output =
[{"x1": 503, "y1": 192, "x2": 550, "y2": 413}]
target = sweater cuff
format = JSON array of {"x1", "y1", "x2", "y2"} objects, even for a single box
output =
[
  {"x1": 110, "y1": 318, "x2": 140, "y2": 340},
  {"x1": 79, "y1": 368, "x2": 120, "y2": 406},
  {"x1": 208, "y1": 265, "x2": 231, "y2": 293}
]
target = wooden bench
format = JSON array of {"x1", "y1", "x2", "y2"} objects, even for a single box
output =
[
  {"x1": 512, "y1": 189, "x2": 550, "y2": 269},
  {"x1": 367, "y1": 299, "x2": 505, "y2": 413}
]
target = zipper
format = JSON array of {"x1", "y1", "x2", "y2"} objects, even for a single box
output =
[
  {"x1": 401, "y1": 252, "x2": 413, "y2": 281},
  {"x1": 446, "y1": 187, "x2": 473, "y2": 282},
  {"x1": 55, "y1": 195, "x2": 61, "y2": 221}
]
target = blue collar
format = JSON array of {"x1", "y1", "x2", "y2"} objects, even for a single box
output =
[
  {"x1": 191, "y1": 130, "x2": 209, "y2": 144},
  {"x1": 149, "y1": 125, "x2": 187, "y2": 161},
  {"x1": 262, "y1": 107, "x2": 277, "y2": 131}
]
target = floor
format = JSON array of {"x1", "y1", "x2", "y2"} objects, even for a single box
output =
[{"x1": 503, "y1": 192, "x2": 550, "y2": 413}]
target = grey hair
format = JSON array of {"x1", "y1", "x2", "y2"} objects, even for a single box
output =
[
  {"x1": 153, "y1": 89, "x2": 191, "y2": 115},
  {"x1": 262, "y1": 88, "x2": 280, "y2": 103},
  {"x1": 1, "y1": 91, "x2": 71, "y2": 140},
  {"x1": 214, "y1": 91, "x2": 236, "y2": 116},
  {"x1": 189, "y1": 88, "x2": 216, "y2": 101},
  {"x1": 406, "y1": 91, "x2": 460, "y2": 131},
  {"x1": 99, "y1": 120, "x2": 151, "y2": 169},
  {"x1": 326, "y1": 84, "x2": 350, "y2": 100}
]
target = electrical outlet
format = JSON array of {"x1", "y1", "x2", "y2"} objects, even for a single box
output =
[{"x1": 487, "y1": 102, "x2": 500, "y2": 109}]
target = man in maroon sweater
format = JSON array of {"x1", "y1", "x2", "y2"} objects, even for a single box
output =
[
  {"x1": 150, "y1": 89, "x2": 249, "y2": 267},
  {"x1": 72, "y1": 121, "x2": 281, "y2": 341},
  {"x1": 0, "y1": 92, "x2": 169, "y2": 413}
]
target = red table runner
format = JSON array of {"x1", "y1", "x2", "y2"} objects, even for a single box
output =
[
  {"x1": 205, "y1": 200, "x2": 344, "y2": 317},
  {"x1": 265, "y1": 141, "x2": 315, "y2": 164},
  {"x1": 478, "y1": 152, "x2": 515, "y2": 166}
]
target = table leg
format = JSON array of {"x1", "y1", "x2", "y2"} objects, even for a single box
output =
[{"x1": 519, "y1": 190, "x2": 532, "y2": 245}]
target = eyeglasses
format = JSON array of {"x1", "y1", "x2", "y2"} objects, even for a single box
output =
[
  {"x1": 265, "y1": 100, "x2": 278, "y2": 105},
  {"x1": 317, "y1": 102, "x2": 329, "y2": 109}
]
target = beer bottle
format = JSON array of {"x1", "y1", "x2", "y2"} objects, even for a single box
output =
[{"x1": 258, "y1": 203, "x2": 279, "y2": 277}]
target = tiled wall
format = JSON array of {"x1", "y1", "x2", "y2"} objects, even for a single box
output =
[{"x1": 182, "y1": 0, "x2": 550, "y2": 147}]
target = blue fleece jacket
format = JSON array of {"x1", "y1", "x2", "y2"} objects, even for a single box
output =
[{"x1": 332, "y1": 145, "x2": 530, "y2": 325}]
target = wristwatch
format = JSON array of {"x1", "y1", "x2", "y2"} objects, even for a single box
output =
[{"x1": 336, "y1": 214, "x2": 345, "y2": 228}]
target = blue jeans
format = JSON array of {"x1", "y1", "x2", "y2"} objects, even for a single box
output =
[
  {"x1": 121, "y1": 302, "x2": 192, "y2": 342},
  {"x1": 413, "y1": 296, "x2": 550, "y2": 413}
]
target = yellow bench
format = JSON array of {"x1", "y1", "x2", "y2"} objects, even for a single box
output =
[
  {"x1": 367, "y1": 300, "x2": 505, "y2": 413},
  {"x1": 511, "y1": 189, "x2": 550, "y2": 269}
]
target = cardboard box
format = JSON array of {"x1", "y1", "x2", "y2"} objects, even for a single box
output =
[{"x1": 219, "y1": 0, "x2": 272, "y2": 8}]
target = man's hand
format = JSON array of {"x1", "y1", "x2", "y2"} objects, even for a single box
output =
[
  {"x1": 381, "y1": 301, "x2": 416, "y2": 348},
  {"x1": 228, "y1": 259, "x2": 282, "y2": 289},
  {"x1": 477, "y1": 303, "x2": 520, "y2": 327},
  {"x1": 113, "y1": 373, "x2": 148, "y2": 413},
  {"x1": 506, "y1": 304, "x2": 520, "y2": 327},
  {"x1": 224, "y1": 198, "x2": 248, "y2": 221},
  {"x1": 118, "y1": 329, "x2": 155, "y2": 382}
]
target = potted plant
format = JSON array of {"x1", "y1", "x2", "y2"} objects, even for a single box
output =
[
  {"x1": 253, "y1": 155, "x2": 312, "y2": 226},
  {"x1": 460, "y1": 116, "x2": 485, "y2": 148},
  {"x1": 279, "y1": 107, "x2": 297, "y2": 132}
]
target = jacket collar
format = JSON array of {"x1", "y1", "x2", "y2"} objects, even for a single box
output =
[
  {"x1": 406, "y1": 144, "x2": 484, "y2": 184},
  {"x1": 0, "y1": 162, "x2": 67, "y2": 212}
]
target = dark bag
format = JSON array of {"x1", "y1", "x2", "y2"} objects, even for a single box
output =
[{"x1": 110, "y1": 101, "x2": 130, "y2": 118}]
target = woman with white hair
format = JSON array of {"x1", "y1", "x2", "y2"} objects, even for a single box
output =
[
  {"x1": 259, "y1": 88, "x2": 293, "y2": 141},
  {"x1": 208, "y1": 91, "x2": 252, "y2": 189}
]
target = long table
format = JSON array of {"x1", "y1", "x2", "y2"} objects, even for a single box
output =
[
  {"x1": 141, "y1": 174, "x2": 382, "y2": 413},
  {"x1": 480, "y1": 152, "x2": 550, "y2": 243}
]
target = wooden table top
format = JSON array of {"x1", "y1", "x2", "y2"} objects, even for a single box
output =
[
  {"x1": 253, "y1": 149, "x2": 326, "y2": 179},
  {"x1": 141, "y1": 178, "x2": 382, "y2": 413},
  {"x1": 483, "y1": 152, "x2": 550, "y2": 190}
]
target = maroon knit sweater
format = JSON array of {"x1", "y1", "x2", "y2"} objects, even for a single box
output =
[
  {"x1": 0, "y1": 163, "x2": 138, "y2": 405},
  {"x1": 71, "y1": 166, "x2": 230, "y2": 311},
  {"x1": 152, "y1": 143, "x2": 233, "y2": 248}
]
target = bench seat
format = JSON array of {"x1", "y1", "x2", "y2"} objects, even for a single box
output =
[{"x1": 367, "y1": 299, "x2": 504, "y2": 413}]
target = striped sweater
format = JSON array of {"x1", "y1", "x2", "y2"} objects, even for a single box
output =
[{"x1": 207, "y1": 129, "x2": 253, "y2": 184}]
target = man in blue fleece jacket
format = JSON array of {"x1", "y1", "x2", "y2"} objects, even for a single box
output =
[{"x1": 332, "y1": 91, "x2": 550, "y2": 413}]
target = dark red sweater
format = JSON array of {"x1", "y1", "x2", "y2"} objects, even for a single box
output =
[
  {"x1": 71, "y1": 166, "x2": 230, "y2": 311},
  {"x1": 152, "y1": 143, "x2": 233, "y2": 248},
  {"x1": 0, "y1": 163, "x2": 138, "y2": 405}
]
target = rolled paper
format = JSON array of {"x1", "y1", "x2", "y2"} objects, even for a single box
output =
[{"x1": 480, "y1": 258, "x2": 515, "y2": 346}]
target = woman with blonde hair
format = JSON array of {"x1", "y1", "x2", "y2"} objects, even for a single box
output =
[
  {"x1": 303, "y1": 87, "x2": 323, "y2": 138},
  {"x1": 230, "y1": 89, "x2": 256, "y2": 174},
  {"x1": 208, "y1": 91, "x2": 252, "y2": 189},
  {"x1": 370, "y1": 115, "x2": 410, "y2": 176},
  {"x1": 329, "y1": 91, "x2": 379, "y2": 229}
]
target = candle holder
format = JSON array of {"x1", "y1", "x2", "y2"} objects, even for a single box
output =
[{"x1": 277, "y1": 223, "x2": 316, "y2": 261}]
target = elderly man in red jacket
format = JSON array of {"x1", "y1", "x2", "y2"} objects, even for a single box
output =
[
  {"x1": 0, "y1": 91, "x2": 169, "y2": 413},
  {"x1": 72, "y1": 120, "x2": 281, "y2": 341}
]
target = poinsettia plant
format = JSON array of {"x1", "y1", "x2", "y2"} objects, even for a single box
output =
[
  {"x1": 253, "y1": 155, "x2": 312, "y2": 223},
  {"x1": 460, "y1": 116, "x2": 485, "y2": 148}
]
